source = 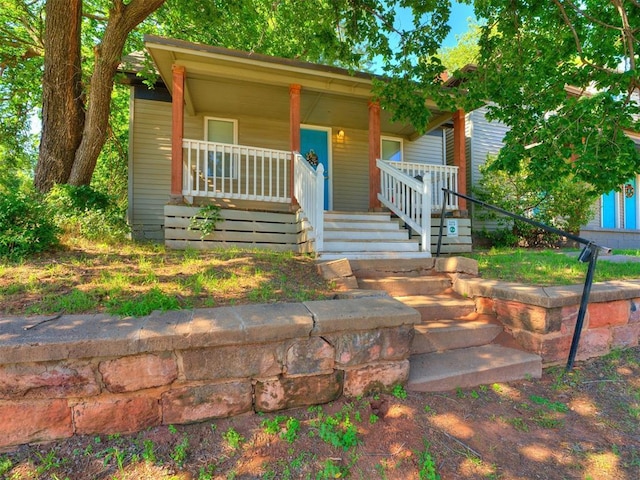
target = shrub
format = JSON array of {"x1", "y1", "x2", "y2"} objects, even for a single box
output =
[
  {"x1": 46, "y1": 184, "x2": 129, "y2": 242},
  {"x1": 474, "y1": 156, "x2": 596, "y2": 247},
  {"x1": 0, "y1": 191, "x2": 59, "y2": 260}
]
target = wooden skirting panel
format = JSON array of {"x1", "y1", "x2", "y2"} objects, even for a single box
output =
[{"x1": 164, "y1": 205, "x2": 313, "y2": 252}]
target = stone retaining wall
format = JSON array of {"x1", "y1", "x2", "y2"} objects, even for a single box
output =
[
  {"x1": 0, "y1": 297, "x2": 420, "y2": 450},
  {"x1": 455, "y1": 277, "x2": 640, "y2": 364}
]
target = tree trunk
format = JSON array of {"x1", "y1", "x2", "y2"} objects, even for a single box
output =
[
  {"x1": 34, "y1": 0, "x2": 84, "y2": 193},
  {"x1": 68, "y1": 0, "x2": 165, "y2": 186}
]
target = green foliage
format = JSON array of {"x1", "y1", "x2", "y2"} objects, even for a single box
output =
[
  {"x1": 474, "y1": 155, "x2": 597, "y2": 247},
  {"x1": 313, "y1": 407, "x2": 359, "y2": 451},
  {"x1": 189, "y1": 204, "x2": 223, "y2": 239},
  {"x1": 171, "y1": 435, "x2": 189, "y2": 468},
  {"x1": 436, "y1": 22, "x2": 481, "y2": 72},
  {"x1": 391, "y1": 384, "x2": 408, "y2": 400},
  {"x1": 0, "y1": 191, "x2": 59, "y2": 260},
  {"x1": 529, "y1": 395, "x2": 569, "y2": 413},
  {"x1": 46, "y1": 184, "x2": 129, "y2": 242},
  {"x1": 223, "y1": 427, "x2": 244, "y2": 450},
  {"x1": 0, "y1": 455, "x2": 12, "y2": 475},
  {"x1": 261, "y1": 415, "x2": 300, "y2": 443},
  {"x1": 417, "y1": 441, "x2": 440, "y2": 480}
]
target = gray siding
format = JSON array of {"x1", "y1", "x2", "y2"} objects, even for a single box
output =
[
  {"x1": 404, "y1": 129, "x2": 445, "y2": 165},
  {"x1": 129, "y1": 98, "x2": 172, "y2": 239}
]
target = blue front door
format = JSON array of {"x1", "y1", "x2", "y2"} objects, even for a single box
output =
[
  {"x1": 624, "y1": 178, "x2": 637, "y2": 229},
  {"x1": 601, "y1": 190, "x2": 617, "y2": 228},
  {"x1": 300, "y1": 127, "x2": 330, "y2": 210}
]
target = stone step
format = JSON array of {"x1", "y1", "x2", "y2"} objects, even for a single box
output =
[
  {"x1": 323, "y1": 239, "x2": 419, "y2": 253},
  {"x1": 324, "y1": 229, "x2": 409, "y2": 241},
  {"x1": 358, "y1": 277, "x2": 451, "y2": 296},
  {"x1": 411, "y1": 317, "x2": 503, "y2": 355},
  {"x1": 408, "y1": 344, "x2": 542, "y2": 392},
  {"x1": 395, "y1": 294, "x2": 475, "y2": 318}
]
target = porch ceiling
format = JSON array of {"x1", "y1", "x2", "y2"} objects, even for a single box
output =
[{"x1": 146, "y1": 35, "x2": 447, "y2": 138}]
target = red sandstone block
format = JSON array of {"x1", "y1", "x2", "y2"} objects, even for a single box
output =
[
  {"x1": 494, "y1": 299, "x2": 559, "y2": 334},
  {"x1": 73, "y1": 395, "x2": 161, "y2": 435},
  {"x1": 285, "y1": 337, "x2": 335, "y2": 376},
  {"x1": 576, "y1": 328, "x2": 612, "y2": 361},
  {"x1": 560, "y1": 305, "x2": 580, "y2": 335},
  {"x1": 99, "y1": 353, "x2": 178, "y2": 393},
  {"x1": 0, "y1": 399, "x2": 72, "y2": 449},
  {"x1": 475, "y1": 297, "x2": 494, "y2": 315},
  {"x1": 0, "y1": 361, "x2": 99, "y2": 400},
  {"x1": 180, "y1": 344, "x2": 283, "y2": 381},
  {"x1": 612, "y1": 324, "x2": 640, "y2": 349},
  {"x1": 343, "y1": 360, "x2": 410, "y2": 397},
  {"x1": 162, "y1": 381, "x2": 252, "y2": 424},
  {"x1": 255, "y1": 371, "x2": 343, "y2": 412},
  {"x1": 512, "y1": 330, "x2": 573, "y2": 364},
  {"x1": 588, "y1": 300, "x2": 630, "y2": 328}
]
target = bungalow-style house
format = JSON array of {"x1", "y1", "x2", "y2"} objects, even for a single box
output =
[
  {"x1": 124, "y1": 35, "x2": 472, "y2": 259},
  {"x1": 458, "y1": 105, "x2": 640, "y2": 250}
]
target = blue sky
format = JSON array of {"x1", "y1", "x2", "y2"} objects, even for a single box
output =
[{"x1": 443, "y1": 1, "x2": 476, "y2": 47}]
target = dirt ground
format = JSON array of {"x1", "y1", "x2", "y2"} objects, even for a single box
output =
[{"x1": 3, "y1": 347, "x2": 639, "y2": 480}]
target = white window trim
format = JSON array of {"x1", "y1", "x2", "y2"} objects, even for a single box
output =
[
  {"x1": 381, "y1": 135, "x2": 404, "y2": 162},
  {"x1": 204, "y1": 116, "x2": 238, "y2": 144},
  {"x1": 203, "y1": 117, "x2": 239, "y2": 179}
]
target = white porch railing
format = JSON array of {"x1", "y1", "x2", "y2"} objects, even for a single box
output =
[
  {"x1": 182, "y1": 140, "x2": 291, "y2": 203},
  {"x1": 377, "y1": 159, "x2": 432, "y2": 252},
  {"x1": 381, "y1": 161, "x2": 459, "y2": 211},
  {"x1": 294, "y1": 153, "x2": 324, "y2": 252}
]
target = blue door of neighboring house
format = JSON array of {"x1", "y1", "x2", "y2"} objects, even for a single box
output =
[
  {"x1": 601, "y1": 190, "x2": 617, "y2": 228},
  {"x1": 624, "y1": 177, "x2": 637, "y2": 229},
  {"x1": 300, "y1": 127, "x2": 330, "y2": 210}
]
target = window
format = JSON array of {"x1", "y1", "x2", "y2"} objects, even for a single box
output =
[
  {"x1": 204, "y1": 117, "x2": 237, "y2": 178},
  {"x1": 381, "y1": 137, "x2": 403, "y2": 162}
]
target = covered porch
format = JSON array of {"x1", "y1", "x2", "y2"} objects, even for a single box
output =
[{"x1": 145, "y1": 36, "x2": 469, "y2": 256}]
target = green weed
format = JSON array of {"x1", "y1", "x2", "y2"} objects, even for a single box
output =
[
  {"x1": 417, "y1": 440, "x2": 440, "y2": 480},
  {"x1": 171, "y1": 435, "x2": 189, "y2": 468},
  {"x1": 223, "y1": 427, "x2": 244, "y2": 450},
  {"x1": 392, "y1": 384, "x2": 408, "y2": 399},
  {"x1": 316, "y1": 459, "x2": 349, "y2": 479},
  {"x1": 505, "y1": 416, "x2": 529, "y2": 432},
  {"x1": 529, "y1": 395, "x2": 569, "y2": 413},
  {"x1": 142, "y1": 439, "x2": 157, "y2": 464},
  {"x1": 0, "y1": 456, "x2": 13, "y2": 475},
  {"x1": 107, "y1": 286, "x2": 184, "y2": 317}
]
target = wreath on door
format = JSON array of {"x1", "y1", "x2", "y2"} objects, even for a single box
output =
[
  {"x1": 305, "y1": 149, "x2": 319, "y2": 167},
  {"x1": 625, "y1": 183, "x2": 635, "y2": 198}
]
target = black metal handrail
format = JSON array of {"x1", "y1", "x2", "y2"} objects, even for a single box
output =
[{"x1": 436, "y1": 188, "x2": 611, "y2": 371}]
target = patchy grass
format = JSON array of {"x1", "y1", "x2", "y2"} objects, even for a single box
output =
[
  {"x1": 468, "y1": 248, "x2": 640, "y2": 285},
  {"x1": 0, "y1": 237, "x2": 334, "y2": 317}
]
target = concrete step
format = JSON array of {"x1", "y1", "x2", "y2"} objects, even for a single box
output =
[
  {"x1": 358, "y1": 278, "x2": 451, "y2": 296},
  {"x1": 323, "y1": 239, "x2": 419, "y2": 253},
  {"x1": 408, "y1": 344, "x2": 542, "y2": 392},
  {"x1": 411, "y1": 317, "x2": 503, "y2": 355},
  {"x1": 324, "y1": 229, "x2": 409, "y2": 241},
  {"x1": 317, "y1": 251, "x2": 433, "y2": 261},
  {"x1": 324, "y1": 220, "x2": 402, "y2": 231},
  {"x1": 395, "y1": 294, "x2": 476, "y2": 319},
  {"x1": 324, "y1": 212, "x2": 392, "y2": 222}
]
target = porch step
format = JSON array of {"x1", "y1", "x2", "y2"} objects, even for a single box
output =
[
  {"x1": 324, "y1": 228, "x2": 410, "y2": 241},
  {"x1": 396, "y1": 294, "x2": 476, "y2": 319},
  {"x1": 408, "y1": 344, "x2": 542, "y2": 392},
  {"x1": 358, "y1": 278, "x2": 452, "y2": 297},
  {"x1": 319, "y1": 211, "x2": 425, "y2": 261},
  {"x1": 411, "y1": 317, "x2": 503, "y2": 355}
]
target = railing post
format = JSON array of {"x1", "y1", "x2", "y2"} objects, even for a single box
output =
[
  {"x1": 421, "y1": 180, "x2": 430, "y2": 253},
  {"x1": 315, "y1": 163, "x2": 324, "y2": 252}
]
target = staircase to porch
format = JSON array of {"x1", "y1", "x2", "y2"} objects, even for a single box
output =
[
  {"x1": 318, "y1": 211, "x2": 429, "y2": 261},
  {"x1": 349, "y1": 260, "x2": 542, "y2": 392}
]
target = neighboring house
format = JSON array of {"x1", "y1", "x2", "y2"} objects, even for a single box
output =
[
  {"x1": 122, "y1": 35, "x2": 472, "y2": 259},
  {"x1": 452, "y1": 105, "x2": 640, "y2": 250}
]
